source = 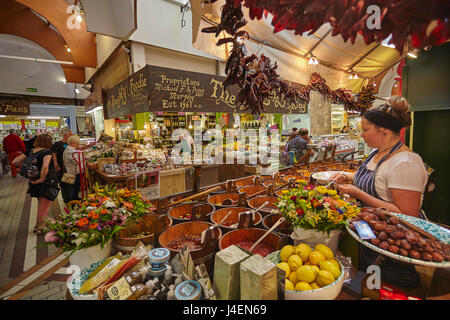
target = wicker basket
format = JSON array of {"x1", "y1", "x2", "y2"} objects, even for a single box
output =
[
  {"x1": 97, "y1": 157, "x2": 115, "y2": 172},
  {"x1": 86, "y1": 161, "x2": 98, "y2": 170}
]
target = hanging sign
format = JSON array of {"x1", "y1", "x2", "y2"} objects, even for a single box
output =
[
  {"x1": 0, "y1": 101, "x2": 30, "y2": 116},
  {"x1": 148, "y1": 65, "x2": 308, "y2": 114},
  {"x1": 85, "y1": 85, "x2": 104, "y2": 113},
  {"x1": 104, "y1": 65, "x2": 151, "y2": 119}
]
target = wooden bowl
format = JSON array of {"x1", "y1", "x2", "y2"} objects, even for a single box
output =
[
  {"x1": 207, "y1": 193, "x2": 240, "y2": 209},
  {"x1": 262, "y1": 213, "x2": 293, "y2": 237},
  {"x1": 235, "y1": 178, "x2": 256, "y2": 188},
  {"x1": 158, "y1": 221, "x2": 222, "y2": 274},
  {"x1": 262, "y1": 179, "x2": 286, "y2": 188},
  {"x1": 247, "y1": 196, "x2": 279, "y2": 216},
  {"x1": 219, "y1": 227, "x2": 282, "y2": 257},
  {"x1": 210, "y1": 207, "x2": 262, "y2": 234},
  {"x1": 167, "y1": 202, "x2": 215, "y2": 224},
  {"x1": 115, "y1": 214, "x2": 173, "y2": 254},
  {"x1": 238, "y1": 186, "x2": 267, "y2": 197}
]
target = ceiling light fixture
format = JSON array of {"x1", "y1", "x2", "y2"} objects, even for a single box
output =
[
  {"x1": 308, "y1": 54, "x2": 319, "y2": 65},
  {"x1": 353, "y1": 73, "x2": 358, "y2": 79},
  {"x1": 67, "y1": 47, "x2": 71, "y2": 53},
  {"x1": 74, "y1": 88, "x2": 80, "y2": 94}
]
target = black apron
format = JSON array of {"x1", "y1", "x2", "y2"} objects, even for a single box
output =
[{"x1": 353, "y1": 141, "x2": 409, "y2": 270}]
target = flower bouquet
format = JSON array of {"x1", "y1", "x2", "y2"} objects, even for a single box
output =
[
  {"x1": 42, "y1": 184, "x2": 156, "y2": 253},
  {"x1": 276, "y1": 180, "x2": 360, "y2": 233}
]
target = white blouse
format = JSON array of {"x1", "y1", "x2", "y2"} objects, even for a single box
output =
[{"x1": 366, "y1": 151, "x2": 428, "y2": 203}]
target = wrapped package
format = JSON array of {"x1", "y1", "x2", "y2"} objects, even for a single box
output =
[
  {"x1": 240, "y1": 254, "x2": 277, "y2": 300},
  {"x1": 213, "y1": 245, "x2": 250, "y2": 300}
]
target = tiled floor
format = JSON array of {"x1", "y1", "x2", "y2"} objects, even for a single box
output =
[{"x1": 0, "y1": 173, "x2": 69, "y2": 300}]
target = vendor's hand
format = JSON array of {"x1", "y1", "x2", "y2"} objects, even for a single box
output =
[
  {"x1": 55, "y1": 165, "x2": 61, "y2": 172},
  {"x1": 330, "y1": 172, "x2": 348, "y2": 184},
  {"x1": 337, "y1": 184, "x2": 361, "y2": 198},
  {"x1": 30, "y1": 179, "x2": 43, "y2": 184}
]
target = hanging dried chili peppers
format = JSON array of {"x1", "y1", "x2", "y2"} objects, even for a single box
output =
[
  {"x1": 240, "y1": 0, "x2": 449, "y2": 53},
  {"x1": 201, "y1": 0, "x2": 383, "y2": 115}
]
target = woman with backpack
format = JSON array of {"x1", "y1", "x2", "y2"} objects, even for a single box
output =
[{"x1": 13, "y1": 133, "x2": 58, "y2": 234}]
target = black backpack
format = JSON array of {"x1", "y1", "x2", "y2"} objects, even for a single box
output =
[{"x1": 19, "y1": 150, "x2": 43, "y2": 179}]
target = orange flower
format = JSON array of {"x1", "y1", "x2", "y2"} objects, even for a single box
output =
[
  {"x1": 77, "y1": 217, "x2": 89, "y2": 227},
  {"x1": 123, "y1": 194, "x2": 130, "y2": 198},
  {"x1": 89, "y1": 223, "x2": 98, "y2": 230},
  {"x1": 100, "y1": 209, "x2": 108, "y2": 215},
  {"x1": 87, "y1": 211, "x2": 96, "y2": 218},
  {"x1": 90, "y1": 203, "x2": 98, "y2": 207},
  {"x1": 92, "y1": 213, "x2": 99, "y2": 220},
  {"x1": 123, "y1": 202, "x2": 134, "y2": 210},
  {"x1": 83, "y1": 201, "x2": 89, "y2": 206},
  {"x1": 102, "y1": 197, "x2": 109, "y2": 201}
]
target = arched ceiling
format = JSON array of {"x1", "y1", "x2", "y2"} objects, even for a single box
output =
[
  {"x1": 0, "y1": 0, "x2": 97, "y2": 84},
  {"x1": 0, "y1": 34, "x2": 90, "y2": 99}
]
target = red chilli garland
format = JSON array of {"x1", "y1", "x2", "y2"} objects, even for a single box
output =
[{"x1": 201, "y1": 0, "x2": 385, "y2": 114}]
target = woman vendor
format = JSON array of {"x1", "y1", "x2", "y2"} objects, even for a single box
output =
[{"x1": 331, "y1": 96, "x2": 428, "y2": 270}]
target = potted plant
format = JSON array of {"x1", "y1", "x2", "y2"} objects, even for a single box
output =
[
  {"x1": 275, "y1": 180, "x2": 361, "y2": 253},
  {"x1": 42, "y1": 184, "x2": 156, "y2": 269}
]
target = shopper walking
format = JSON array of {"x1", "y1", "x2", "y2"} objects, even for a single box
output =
[
  {"x1": 2, "y1": 129, "x2": 26, "y2": 177},
  {"x1": 24, "y1": 132, "x2": 36, "y2": 156},
  {"x1": 52, "y1": 128, "x2": 72, "y2": 202},
  {"x1": 63, "y1": 135, "x2": 85, "y2": 202},
  {"x1": 330, "y1": 96, "x2": 428, "y2": 270},
  {"x1": 13, "y1": 133, "x2": 57, "y2": 234}
]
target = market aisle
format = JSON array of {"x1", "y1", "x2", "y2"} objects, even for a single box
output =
[{"x1": 0, "y1": 173, "x2": 69, "y2": 299}]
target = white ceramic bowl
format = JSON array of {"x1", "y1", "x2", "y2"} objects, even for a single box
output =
[
  {"x1": 67, "y1": 258, "x2": 107, "y2": 300},
  {"x1": 311, "y1": 171, "x2": 342, "y2": 184},
  {"x1": 266, "y1": 250, "x2": 344, "y2": 300}
]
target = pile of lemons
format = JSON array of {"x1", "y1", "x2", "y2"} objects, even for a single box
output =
[{"x1": 277, "y1": 243, "x2": 341, "y2": 291}]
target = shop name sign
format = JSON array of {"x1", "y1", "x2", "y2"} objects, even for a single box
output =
[
  {"x1": 148, "y1": 66, "x2": 307, "y2": 114},
  {"x1": 0, "y1": 101, "x2": 30, "y2": 116},
  {"x1": 104, "y1": 65, "x2": 151, "y2": 119}
]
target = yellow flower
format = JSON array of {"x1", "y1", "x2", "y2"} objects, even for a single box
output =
[
  {"x1": 327, "y1": 189, "x2": 337, "y2": 196},
  {"x1": 282, "y1": 190, "x2": 289, "y2": 194},
  {"x1": 316, "y1": 186, "x2": 328, "y2": 194},
  {"x1": 296, "y1": 179, "x2": 308, "y2": 185},
  {"x1": 306, "y1": 203, "x2": 312, "y2": 209}
]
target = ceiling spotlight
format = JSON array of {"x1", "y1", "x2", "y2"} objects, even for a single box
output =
[
  {"x1": 313, "y1": 57, "x2": 319, "y2": 65},
  {"x1": 74, "y1": 88, "x2": 80, "y2": 94},
  {"x1": 67, "y1": 47, "x2": 71, "y2": 53},
  {"x1": 373, "y1": 83, "x2": 377, "y2": 87},
  {"x1": 308, "y1": 56, "x2": 314, "y2": 65},
  {"x1": 353, "y1": 73, "x2": 358, "y2": 79},
  {"x1": 77, "y1": 13, "x2": 83, "y2": 22},
  {"x1": 348, "y1": 74, "x2": 353, "y2": 80}
]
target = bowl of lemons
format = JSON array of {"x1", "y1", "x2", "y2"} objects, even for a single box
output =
[{"x1": 266, "y1": 243, "x2": 344, "y2": 300}]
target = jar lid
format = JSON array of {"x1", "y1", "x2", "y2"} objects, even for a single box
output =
[
  {"x1": 148, "y1": 264, "x2": 167, "y2": 277},
  {"x1": 149, "y1": 248, "x2": 170, "y2": 263},
  {"x1": 175, "y1": 280, "x2": 202, "y2": 300}
]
